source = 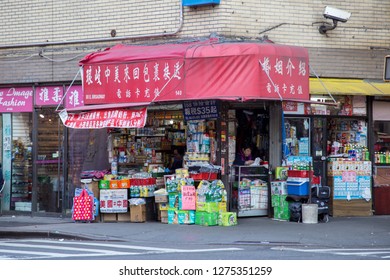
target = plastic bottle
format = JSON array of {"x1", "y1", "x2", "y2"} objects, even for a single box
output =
[{"x1": 111, "y1": 160, "x2": 118, "y2": 175}]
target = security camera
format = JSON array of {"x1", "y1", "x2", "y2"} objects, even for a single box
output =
[
  {"x1": 323, "y1": 6, "x2": 351, "y2": 23},
  {"x1": 319, "y1": 6, "x2": 351, "y2": 34}
]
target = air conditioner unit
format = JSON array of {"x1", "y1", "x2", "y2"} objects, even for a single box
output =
[{"x1": 183, "y1": 0, "x2": 220, "y2": 7}]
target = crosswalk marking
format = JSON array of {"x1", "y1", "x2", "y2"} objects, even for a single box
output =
[
  {"x1": 271, "y1": 246, "x2": 390, "y2": 259},
  {"x1": 0, "y1": 239, "x2": 242, "y2": 260}
]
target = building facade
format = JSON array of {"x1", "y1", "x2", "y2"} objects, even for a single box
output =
[{"x1": 1, "y1": 0, "x2": 389, "y2": 216}]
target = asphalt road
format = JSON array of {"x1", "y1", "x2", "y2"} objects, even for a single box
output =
[{"x1": 1, "y1": 237, "x2": 389, "y2": 260}]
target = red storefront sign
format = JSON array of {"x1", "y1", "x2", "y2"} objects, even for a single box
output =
[
  {"x1": 80, "y1": 40, "x2": 310, "y2": 105},
  {"x1": 61, "y1": 107, "x2": 147, "y2": 129},
  {"x1": 83, "y1": 59, "x2": 184, "y2": 104}
]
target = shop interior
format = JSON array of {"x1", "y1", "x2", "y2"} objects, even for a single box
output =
[{"x1": 372, "y1": 120, "x2": 390, "y2": 215}]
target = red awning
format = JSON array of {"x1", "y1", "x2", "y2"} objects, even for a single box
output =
[{"x1": 79, "y1": 39, "x2": 309, "y2": 105}]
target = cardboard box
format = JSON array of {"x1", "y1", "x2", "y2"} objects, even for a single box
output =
[
  {"x1": 89, "y1": 181, "x2": 100, "y2": 198},
  {"x1": 117, "y1": 212, "x2": 131, "y2": 222},
  {"x1": 160, "y1": 210, "x2": 168, "y2": 218},
  {"x1": 219, "y1": 212, "x2": 237, "y2": 226},
  {"x1": 159, "y1": 202, "x2": 168, "y2": 210},
  {"x1": 271, "y1": 181, "x2": 288, "y2": 195},
  {"x1": 119, "y1": 179, "x2": 130, "y2": 189},
  {"x1": 155, "y1": 195, "x2": 168, "y2": 203},
  {"x1": 331, "y1": 199, "x2": 372, "y2": 217},
  {"x1": 109, "y1": 180, "x2": 120, "y2": 189},
  {"x1": 98, "y1": 180, "x2": 110, "y2": 189},
  {"x1": 130, "y1": 204, "x2": 146, "y2": 222},
  {"x1": 101, "y1": 213, "x2": 117, "y2": 222}
]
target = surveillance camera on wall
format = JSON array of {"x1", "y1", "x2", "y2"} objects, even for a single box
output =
[{"x1": 323, "y1": 6, "x2": 351, "y2": 23}]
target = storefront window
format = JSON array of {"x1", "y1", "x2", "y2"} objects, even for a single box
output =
[
  {"x1": 36, "y1": 108, "x2": 64, "y2": 213},
  {"x1": 284, "y1": 117, "x2": 310, "y2": 157},
  {"x1": 11, "y1": 113, "x2": 33, "y2": 211}
]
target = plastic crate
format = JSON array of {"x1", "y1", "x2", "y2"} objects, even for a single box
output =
[
  {"x1": 190, "y1": 172, "x2": 218, "y2": 180},
  {"x1": 287, "y1": 181, "x2": 309, "y2": 196},
  {"x1": 190, "y1": 173, "x2": 203, "y2": 180},
  {"x1": 287, "y1": 170, "x2": 314, "y2": 178},
  {"x1": 312, "y1": 176, "x2": 321, "y2": 185},
  {"x1": 130, "y1": 178, "x2": 156, "y2": 186},
  {"x1": 201, "y1": 172, "x2": 218, "y2": 180}
]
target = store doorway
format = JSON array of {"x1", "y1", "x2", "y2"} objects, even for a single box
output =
[
  {"x1": 235, "y1": 108, "x2": 269, "y2": 162},
  {"x1": 36, "y1": 108, "x2": 64, "y2": 213},
  {"x1": 312, "y1": 117, "x2": 327, "y2": 185}
]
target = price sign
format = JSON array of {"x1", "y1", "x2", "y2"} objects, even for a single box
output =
[{"x1": 181, "y1": 185, "x2": 196, "y2": 210}]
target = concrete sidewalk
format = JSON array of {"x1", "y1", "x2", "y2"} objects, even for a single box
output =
[{"x1": 1, "y1": 214, "x2": 389, "y2": 248}]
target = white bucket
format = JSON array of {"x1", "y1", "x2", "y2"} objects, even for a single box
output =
[{"x1": 302, "y1": 204, "x2": 318, "y2": 224}]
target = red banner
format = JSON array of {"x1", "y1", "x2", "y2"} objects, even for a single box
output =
[{"x1": 61, "y1": 107, "x2": 147, "y2": 129}]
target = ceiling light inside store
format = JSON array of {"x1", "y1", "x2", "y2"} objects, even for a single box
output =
[{"x1": 39, "y1": 114, "x2": 45, "y2": 118}]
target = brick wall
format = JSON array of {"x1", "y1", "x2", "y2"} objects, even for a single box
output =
[{"x1": 1, "y1": 0, "x2": 389, "y2": 84}]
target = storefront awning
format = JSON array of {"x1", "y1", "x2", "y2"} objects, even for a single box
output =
[
  {"x1": 310, "y1": 78, "x2": 390, "y2": 96},
  {"x1": 79, "y1": 39, "x2": 310, "y2": 105}
]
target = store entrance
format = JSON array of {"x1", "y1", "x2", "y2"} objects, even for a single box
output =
[
  {"x1": 235, "y1": 108, "x2": 269, "y2": 162},
  {"x1": 312, "y1": 117, "x2": 327, "y2": 185},
  {"x1": 36, "y1": 108, "x2": 64, "y2": 213},
  {"x1": 229, "y1": 107, "x2": 270, "y2": 217}
]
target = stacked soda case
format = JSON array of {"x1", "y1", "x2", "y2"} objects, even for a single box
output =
[{"x1": 129, "y1": 177, "x2": 157, "y2": 198}]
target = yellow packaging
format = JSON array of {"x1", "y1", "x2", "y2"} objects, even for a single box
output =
[
  {"x1": 218, "y1": 201, "x2": 227, "y2": 212},
  {"x1": 219, "y1": 212, "x2": 237, "y2": 226}
]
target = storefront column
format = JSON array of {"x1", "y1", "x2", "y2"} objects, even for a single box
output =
[
  {"x1": 217, "y1": 102, "x2": 230, "y2": 188},
  {"x1": 269, "y1": 102, "x2": 283, "y2": 169},
  {"x1": 62, "y1": 125, "x2": 69, "y2": 217},
  {"x1": 31, "y1": 108, "x2": 38, "y2": 214},
  {"x1": 1, "y1": 114, "x2": 12, "y2": 212}
]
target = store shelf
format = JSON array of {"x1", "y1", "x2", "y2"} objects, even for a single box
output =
[{"x1": 229, "y1": 165, "x2": 269, "y2": 217}]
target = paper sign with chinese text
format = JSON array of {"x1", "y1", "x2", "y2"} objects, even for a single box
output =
[
  {"x1": 181, "y1": 185, "x2": 196, "y2": 210},
  {"x1": 62, "y1": 107, "x2": 147, "y2": 129}
]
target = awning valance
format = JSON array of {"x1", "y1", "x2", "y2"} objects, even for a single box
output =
[
  {"x1": 79, "y1": 39, "x2": 310, "y2": 105},
  {"x1": 310, "y1": 78, "x2": 390, "y2": 96}
]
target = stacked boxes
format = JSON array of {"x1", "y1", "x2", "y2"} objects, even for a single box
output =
[
  {"x1": 154, "y1": 189, "x2": 168, "y2": 223},
  {"x1": 166, "y1": 177, "x2": 196, "y2": 225},
  {"x1": 163, "y1": 176, "x2": 237, "y2": 227},
  {"x1": 271, "y1": 181, "x2": 290, "y2": 221},
  {"x1": 195, "y1": 180, "x2": 236, "y2": 226}
]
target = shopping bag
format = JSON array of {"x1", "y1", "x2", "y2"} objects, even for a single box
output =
[{"x1": 72, "y1": 188, "x2": 94, "y2": 221}]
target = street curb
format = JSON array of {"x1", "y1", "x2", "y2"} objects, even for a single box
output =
[{"x1": 0, "y1": 230, "x2": 124, "y2": 242}]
